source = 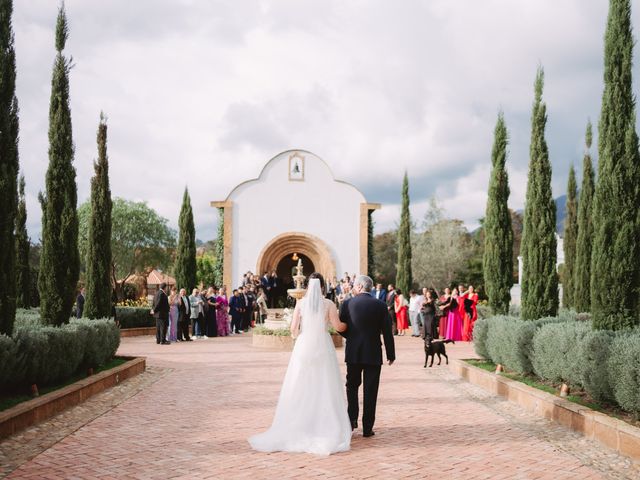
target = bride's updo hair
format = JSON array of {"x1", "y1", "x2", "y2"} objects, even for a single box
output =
[{"x1": 307, "y1": 272, "x2": 326, "y2": 294}]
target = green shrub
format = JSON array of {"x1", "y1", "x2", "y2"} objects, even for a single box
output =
[
  {"x1": 3, "y1": 316, "x2": 120, "y2": 389},
  {"x1": 476, "y1": 304, "x2": 492, "y2": 320},
  {"x1": 531, "y1": 321, "x2": 591, "y2": 385},
  {"x1": 473, "y1": 317, "x2": 490, "y2": 358},
  {"x1": 252, "y1": 325, "x2": 291, "y2": 336},
  {"x1": 508, "y1": 304, "x2": 521, "y2": 317},
  {"x1": 116, "y1": 306, "x2": 155, "y2": 329},
  {"x1": 0, "y1": 335, "x2": 19, "y2": 387},
  {"x1": 608, "y1": 331, "x2": 640, "y2": 414},
  {"x1": 578, "y1": 330, "x2": 616, "y2": 403}
]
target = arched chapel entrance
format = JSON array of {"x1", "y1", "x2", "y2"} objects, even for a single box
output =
[{"x1": 256, "y1": 232, "x2": 336, "y2": 286}]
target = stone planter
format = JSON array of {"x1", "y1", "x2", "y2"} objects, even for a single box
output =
[{"x1": 252, "y1": 333, "x2": 343, "y2": 351}]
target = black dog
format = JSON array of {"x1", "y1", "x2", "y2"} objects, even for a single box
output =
[{"x1": 423, "y1": 338, "x2": 454, "y2": 367}]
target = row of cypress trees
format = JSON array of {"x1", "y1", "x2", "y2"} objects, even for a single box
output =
[{"x1": 486, "y1": 0, "x2": 640, "y2": 329}]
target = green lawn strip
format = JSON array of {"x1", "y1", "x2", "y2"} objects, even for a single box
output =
[{"x1": 0, "y1": 357, "x2": 128, "y2": 412}]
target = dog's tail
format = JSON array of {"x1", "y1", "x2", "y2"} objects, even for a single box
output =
[{"x1": 443, "y1": 339, "x2": 455, "y2": 344}]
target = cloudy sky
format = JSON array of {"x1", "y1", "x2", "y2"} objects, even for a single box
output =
[{"x1": 12, "y1": 0, "x2": 635, "y2": 241}]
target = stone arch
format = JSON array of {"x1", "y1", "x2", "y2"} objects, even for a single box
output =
[{"x1": 256, "y1": 232, "x2": 336, "y2": 281}]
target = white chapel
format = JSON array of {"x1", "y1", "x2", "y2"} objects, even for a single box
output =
[{"x1": 211, "y1": 150, "x2": 380, "y2": 289}]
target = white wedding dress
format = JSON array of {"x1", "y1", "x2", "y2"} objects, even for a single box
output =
[{"x1": 248, "y1": 279, "x2": 351, "y2": 455}]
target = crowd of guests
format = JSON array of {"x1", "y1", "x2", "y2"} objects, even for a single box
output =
[
  {"x1": 149, "y1": 271, "x2": 479, "y2": 345},
  {"x1": 368, "y1": 282, "x2": 479, "y2": 342}
]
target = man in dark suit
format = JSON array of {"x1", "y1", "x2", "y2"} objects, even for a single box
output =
[
  {"x1": 268, "y1": 271, "x2": 279, "y2": 308},
  {"x1": 151, "y1": 282, "x2": 170, "y2": 345},
  {"x1": 339, "y1": 275, "x2": 395, "y2": 437},
  {"x1": 229, "y1": 288, "x2": 245, "y2": 334},
  {"x1": 386, "y1": 284, "x2": 398, "y2": 335},
  {"x1": 76, "y1": 288, "x2": 86, "y2": 318},
  {"x1": 371, "y1": 283, "x2": 387, "y2": 303},
  {"x1": 177, "y1": 288, "x2": 192, "y2": 341}
]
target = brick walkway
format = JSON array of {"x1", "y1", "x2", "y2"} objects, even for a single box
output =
[{"x1": 2, "y1": 334, "x2": 640, "y2": 479}]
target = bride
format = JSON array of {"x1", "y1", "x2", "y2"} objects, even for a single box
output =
[{"x1": 248, "y1": 273, "x2": 351, "y2": 455}]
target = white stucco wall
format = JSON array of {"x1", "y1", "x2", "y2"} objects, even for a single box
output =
[{"x1": 226, "y1": 150, "x2": 366, "y2": 288}]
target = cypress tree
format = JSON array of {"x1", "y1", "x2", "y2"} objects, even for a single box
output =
[
  {"x1": 396, "y1": 172, "x2": 412, "y2": 294},
  {"x1": 84, "y1": 113, "x2": 112, "y2": 319},
  {"x1": 213, "y1": 208, "x2": 224, "y2": 287},
  {"x1": 591, "y1": 0, "x2": 640, "y2": 329},
  {"x1": 520, "y1": 67, "x2": 558, "y2": 320},
  {"x1": 0, "y1": 0, "x2": 20, "y2": 335},
  {"x1": 573, "y1": 122, "x2": 595, "y2": 312},
  {"x1": 15, "y1": 175, "x2": 30, "y2": 309},
  {"x1": 38, "y1": 4, "x2": 79, "y2": 326},
  {"x1": 174, "y1": 188, "x2": 197, "y2": 291},
  {"x1": 483, "y1": 112, "x2": 513, "y2": 315},
  {"x1": 562, "y1": 165, "x2": 578, "y2": 309},
  {"x1": 367, "y1": 210, "x2": 375, "y2": 277}
]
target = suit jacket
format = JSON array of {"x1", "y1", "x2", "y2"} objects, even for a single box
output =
[
  {"x1": 386, "y1": 290, "x2": 396, "y2": 312},
  {"x1": 372, "y1": 288, "x2": 387, "y2": 303},
  {"x1": 229, "y1": 295, "x2": 244, "y2": 317},
  {"x1": 152, "y1": 290, "x2": 170, "y2": 320},
  {"x1": 177, "y1": 295, "x2": 191, "y2": 321},
  {"x1": 339, "y1": 293, "x2": 395, "y2": 365},
  {"x1": 76, "y1": 293, "x2": 85, "y2": 318}
]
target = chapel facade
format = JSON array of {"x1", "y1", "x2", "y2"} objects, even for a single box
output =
[{"x1": 211, "y1": 150, "x2": 379, "y2": 290}]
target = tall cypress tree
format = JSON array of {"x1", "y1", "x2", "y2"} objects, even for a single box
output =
[
  {"x1": 521, "y1": 67, "x2": 558, "y2": 320},
  {"x1": 38, "y1": 5, "x2": 79, "y2": 326},
  {"x1": 0, "y1": 0, "x2": 20, "y2": 335},
  {"x1": 15, "y1": 175, "x2": 30, "y2": 309},
  {"x1": 562, "y1": 165, "x2": 578, "y2": 309},
  {"x1": 573, "y1": 122, "x2": 595, "y2": 312},
  {"x1": 174, "y1": 188, "x2": 197, "y2": 291},
  {"x1": 591, "y1": 0, "x2": 640, "y2": 329},
  {"x1": 483, "y1": 112, "x2": 513, "y2": 315},
  {"x1": 396, "y1": 172, "x2": 412, "y2": 294},
  {"x1": 84, "y1": 113, "x2": 112, "y2": 319},
  {"x1": 213, "y1": 208, "x2": 224, "y2": 287}
]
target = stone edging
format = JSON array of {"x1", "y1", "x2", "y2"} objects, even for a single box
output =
[
  {"x1": 0, "y1": 356, "x2": 146, "y2": 440},
  {"x1": 252, "y1": 333, "x2": 343, "y2": 351},
  {"x1": 120, "y1": 326, "x2": 156, "y2": 337},
  {"x1": 450, "y1": 358, "x2": 640, "y2": 462}
]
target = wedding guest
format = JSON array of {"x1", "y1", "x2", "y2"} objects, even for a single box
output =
[
  {"x1": 200, "y1": 288, "x2": 215, "y2": 338},
  {"x1": 214, "y1": 287, "x2": 230, "y2": 336},
  {"x1": 177, "y1": 288, "x2": 192, "y2": 341},
  {"x1": 269, "y1": 271, "x2": 280, "y2": 308},
  {"x1": 204, "y1": 287, "x2": 218, "y2": 338},
  {"x1": 408, "y1": 289, "x2": 423, "y2": 337},
  {"x1": 372, "y1": 283, "x2": 387, "y2": 302},
  {"x1": 386, "y1": 284, "x2": 398, "y2": 335},
  {"x1": 229, "y1": 288, "x2": 244, "y2": 334},
  {"x1": 256, "y1": 287, "x2": 268, "y2": 324},
  {"x1": 241, "y1": 286, "x2": 255, "y2": 331},
  {"x1": 189, "y1": 288, "x2": 203, "y2": 338},
  {"x1": 421, "y1": 290, "x2": 438, "y2": 340},
  {"x1": 443, "y1": 288, "x2": 463, "y2": 341},
  {"x1": 76, "y1": 288, "x2": 85, "y2": 318},
  {"x1": 438, "y1": 288, "x2": 451, "y2": 339},
  {"x1": 152, "y1": 282, "x2": 170, "y2": 345},
  {"x1": 168, "y1": 287, "x2": 179, "y2": 342},
  {"x1": 457, "y1": 283, "x2": 467, "y2": 325},
  {"x1": 394, "y1": 288, "x2": 409, "y2": 336},
  {"x1": 462, "y1": 285, "x2": 479, "y2": 341}
]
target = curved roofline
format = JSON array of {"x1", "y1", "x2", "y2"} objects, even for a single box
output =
[{"x1": 221, "y1": 149, "x2": 369, "y2": 202}]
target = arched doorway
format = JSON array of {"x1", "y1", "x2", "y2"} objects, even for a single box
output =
[
  {"x1": 256, "y1": 232, "x2": 336, "y2": 307},
  {"x1": 276, "y1": 253, "x2": 316, "y2": 289}
]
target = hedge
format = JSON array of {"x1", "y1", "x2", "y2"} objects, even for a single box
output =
[
  {"x1": 608, "y1": 331, "x2": 640, "y2": 414},
  {"x1": 1, "y1": 312, "x2": 120, "y2": 390},
  {"x1": 475, "y1": 313, "x2": 640, "y2": 415},
  {"x1": 115, "y1": 306, "x2": 155, "y2": 329}
]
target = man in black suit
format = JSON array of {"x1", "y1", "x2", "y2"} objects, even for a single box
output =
[
  {"x1": 386, "y1": 284, "x2": 398, "y2": 335},
  {"x1": 177, "y1": 288, "x2": 192, "y2": 341},
  {"x1": 151, "y1": 282, "x2": 170, "y2": 345},
  {"x1": 339, "y1": 275, "x2": 395, "y2": 437},
  {"x1": 76, "y1": 288, "x2": 85, "y2": 318}
]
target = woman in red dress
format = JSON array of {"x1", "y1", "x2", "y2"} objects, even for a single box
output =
[
  {"x1": 461, "y1": 285, "x2": 479, "y2": 341},
  {"x1": 394, "y1": 288, "x2": 409, "y2": 336}
]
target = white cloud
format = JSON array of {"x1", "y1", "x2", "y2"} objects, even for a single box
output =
[{"x1": 11, "y1": 0, "x2": 633, "y2": 242}]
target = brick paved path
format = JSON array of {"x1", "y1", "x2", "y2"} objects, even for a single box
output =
[{"x1": 3, "y1": 334, "x2": 640, "y2": 479}]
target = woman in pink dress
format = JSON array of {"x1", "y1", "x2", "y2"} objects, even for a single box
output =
[
  {"x1": 216, "y1": 286, "x2": 230, "y2": 336},
  {"x1": 394, "y1": 289, "x2": 409, "y2": 336},
  {"x1": 168, "y1": 287, "x2": 179, "y2": 342},
  {"x1": 437, "y1": 288, "x2": 451, "y2": 339},
  {"x1": 443, "y1": 288, "x2": 463, "y2": 341}
]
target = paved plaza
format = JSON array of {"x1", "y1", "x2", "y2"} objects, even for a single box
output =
[{"x1": 2, "y1": 334, "x2": 640, "y2": 480}]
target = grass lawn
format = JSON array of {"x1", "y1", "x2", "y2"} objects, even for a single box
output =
[{"x1": 0, "y1": 357, "x2": 128, "y2": 413}]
